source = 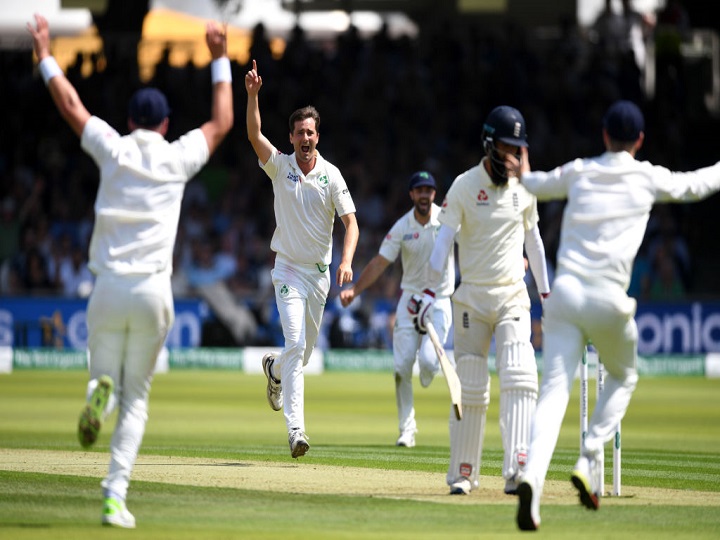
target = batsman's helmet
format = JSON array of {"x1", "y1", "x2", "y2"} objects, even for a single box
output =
[{"x1": 482, "y1": 105, "x2": 528, "y2": 152}]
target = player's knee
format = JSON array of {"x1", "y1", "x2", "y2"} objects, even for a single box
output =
[
  {"x1": 456, "y1": 354, "x2": 490, "y2": 407},
  {"x1": 497, "y1": 341, "x2": 538, "y2": 393},
  {"x1": 284, "y1": 337, "x2": 306, "y2": 361}
]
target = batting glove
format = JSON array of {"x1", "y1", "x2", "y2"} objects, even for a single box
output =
[{"x1": 407, "y1": 288, "x2": 435, "y2": 334}]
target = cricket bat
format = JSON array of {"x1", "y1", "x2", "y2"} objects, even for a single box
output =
[{"x1": 425, "y1": 321, "x2": 463, "y2": 420}]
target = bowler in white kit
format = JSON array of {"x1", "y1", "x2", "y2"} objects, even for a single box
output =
[{"x1": 245, "y1": 60, "x2": 359, "y2": 459}]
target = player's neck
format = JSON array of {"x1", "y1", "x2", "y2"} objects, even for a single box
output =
[{"x1": 296, "y1": 155, "x2": 317, "y2": 176}]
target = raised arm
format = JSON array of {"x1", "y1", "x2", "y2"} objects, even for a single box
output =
[
  {"x1": 199, "y1": 22, "x2": 234, "y2": 156},
  {"x1": 245, "y1": 59, "x2": 273, "y2": 165},
  {"x1": 27, "y1": 13, "x2": 90, "y2": 138}
]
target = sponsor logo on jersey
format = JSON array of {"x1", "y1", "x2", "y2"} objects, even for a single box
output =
[
  {"x1": 402, "y1": 232, "x2": 420, "y2": 241},
  {"x1": 477, "y1": 190, "x2": 489, "y2": 206},
  {"x1": 287, "y1": 172, "x2": 301, "y2": 183},
  {"x1": 318, "y1": 174, "x2": 329, "y2": 187},
  {"x1": 279, "y1": 284, "x2": 290, "y2": 297}
]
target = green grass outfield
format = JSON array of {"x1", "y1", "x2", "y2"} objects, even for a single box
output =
[{"x1": 1, "y1": 370, "x2": 719, "y2": 539}]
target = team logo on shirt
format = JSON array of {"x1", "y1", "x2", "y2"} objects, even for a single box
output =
[
  {"x1": 287, "y1": 172, "x2": 301, "y2": 183},
  {"x1": 402, "y1": 233, "x2": 420, "y2": 241},
  {"x1": 279, "y1": 284, "x2": 290, "y2": 297},
  {"x1": 318, "y1": 174, "x2": 329, "y2": 187},
  {"x1": 477, "y1": 190, "x2": 489, "y2": 206}
]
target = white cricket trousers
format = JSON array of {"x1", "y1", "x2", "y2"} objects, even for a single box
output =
[
  {"x1": 86, "y1": 271, "x2": 174, "y2": 500},
  {"x1": 524, "y1": 272, "x2": 638, "y2": 492},
  {"x1": 272, "y1": 257, "x2": 330, "y2": 433},
  {"x1": 393, "y1": 291, "x2": 452, "y2": 434}
]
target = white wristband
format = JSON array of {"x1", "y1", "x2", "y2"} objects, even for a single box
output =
[
  {"x1": 211, "y1": 57, "x2": 232, "y2": 83},
  {"x1": 39, "y1": 56, "x2": 63, "y2": 85}
]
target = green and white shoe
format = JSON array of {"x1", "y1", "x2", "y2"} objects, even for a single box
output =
[
  {"x1": 78, "y1": 375, "x2": 114, "y2": 448},
  {"x1": 102, "y1": 497, "x2": 136, "y2": 528}
]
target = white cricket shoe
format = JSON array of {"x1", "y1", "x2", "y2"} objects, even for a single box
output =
[
  {"x1": 396, "y1": 430, "x2": 416, "y2": 448},
  {"x1": 449, "y1": 476, "x2": 472, "y2": 495},
  {"x1": 289, "y1": 428, "x2": 310, "y2": 458},
  {"x1": 571, "y1": 456, "x2": 600, "y2": 510},
  {"x1": 102, "y1": 497, "x2": 136, "y2": 528},
  {"x1": 262, "y1": 353, "x2": 282, "y2": 411},
  {"x1": 516, "y1": 479, "x2": 541, "y2": 531}
]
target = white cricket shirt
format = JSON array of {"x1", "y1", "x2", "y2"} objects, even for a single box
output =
[
  {"x1": 378, "y1": 203, "x2": 455, "y2": 297},
  {"x1": 81, "y1": 116, "x2": 209, "y2": 276},
  {"x1": 261, "y1": 148, "x2": 356, "y2": 265},
  {"x1": 522, "y1": 151, "x2": 720, "y2": 290},
  {"x1": 439, "y1": 160, "x2": 539, "y2": 287}
]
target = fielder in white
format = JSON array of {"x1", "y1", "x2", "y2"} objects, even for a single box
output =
[
  {"x1": 245, "y1": 60, "x2": 359, "y2": 459},
  {"x1": 508, "y1": 100, "x2": 720, "y2": 531},
  {"x1": 414, "y1": 106, "x2": 550, "y2": 496},
  {"x1": 339, "y1": 171, "x2": 455, "y2": 448},
  {"x1": 28, "y1": 14, "x2": 234, "y2": 529}
]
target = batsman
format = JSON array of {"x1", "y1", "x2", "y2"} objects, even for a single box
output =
[{"x1": 413, "y1": 106, "x2": 550, "y2": 495}]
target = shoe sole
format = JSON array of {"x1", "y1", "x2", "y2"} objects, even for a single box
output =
[
  {"x1": 516, "y1": 482, "x2": 539, "y2": 531},
  {"x1": 262, "y1": 354, "x2": 282, "y2": 411},
  {"x1": 102, "y1": 518, "x2": 136, "y2": 529},
  {"x1": 78, "y1": 375, "x2": 113, "y2": 448},
  {"x1": 571, "y1": 471, "x2": 600, "y2": 510},
  {"x1": 291, "y1": 440, "x2": 309, "y2": 458}
]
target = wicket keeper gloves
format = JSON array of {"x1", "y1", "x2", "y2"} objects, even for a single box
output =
[{"x1": 407, "y1": 289, "x2": 435, "y2": 334}]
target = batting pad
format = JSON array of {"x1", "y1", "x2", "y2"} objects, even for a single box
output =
[
  {"x1": 497, "y1": 341, "x2": 538, "y2": 481},
  {"x1": 447, "y1": 354, "x2": 488, "y2": 488}
]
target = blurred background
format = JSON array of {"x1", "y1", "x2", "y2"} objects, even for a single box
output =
[{"x1": 2, "y1": 0, "x2": 720, "y2": 359}]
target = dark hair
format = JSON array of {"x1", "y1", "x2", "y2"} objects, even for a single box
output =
[{"x1": 289, "y1": 106, "x2": 321, "y2": 134}]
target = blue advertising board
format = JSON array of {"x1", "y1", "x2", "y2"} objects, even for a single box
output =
[
  {"x1": 528, "y1": 301, "x2": 720, "y2": 355},
  {"x1": 0, "y1": 297, "x2": 210, "y2": 349}
]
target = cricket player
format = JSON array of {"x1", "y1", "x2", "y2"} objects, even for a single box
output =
[
  {"x1": 27, "y1": 14, "x2": 234, "y2": 528},
  {"x1": 508, "y1": 100, "x2": 720, "y2": 531},
  {"x1": 339, "y1": 171, "x2": 455, "y2": 448},
  {"x1": 412, "y1": 106, "x2": 550, "y2": 495},
  {"x1": 245, "y1": 60, "x2": 359, "y2": 459}
]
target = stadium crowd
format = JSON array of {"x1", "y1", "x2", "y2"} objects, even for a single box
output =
[{"x1": 0, "y1": 3, "x2": 715, "y2": 348}]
